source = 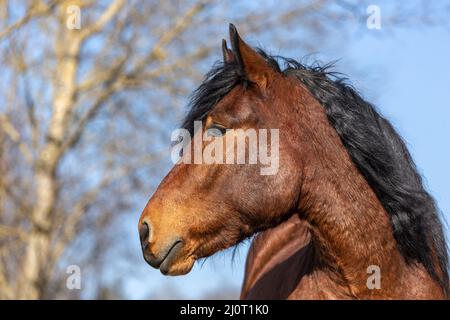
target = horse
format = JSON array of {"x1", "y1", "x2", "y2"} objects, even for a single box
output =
[{"x1": 138, "y1": 24, "x2": 449, "y2": 299}]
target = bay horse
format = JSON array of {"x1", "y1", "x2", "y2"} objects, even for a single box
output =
[{"x1": 138, "y1": 24, "x2": 449, "y2": 299}]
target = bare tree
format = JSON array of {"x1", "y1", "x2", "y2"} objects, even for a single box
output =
[{"x1": 0, "y1": 0, "x2": 446, "y2": 299}]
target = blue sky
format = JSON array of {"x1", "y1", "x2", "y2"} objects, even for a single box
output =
[{"x1": 123, "y1": 21, "x2": 450, "y2": 299}]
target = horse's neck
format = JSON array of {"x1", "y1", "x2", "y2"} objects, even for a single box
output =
[
  {"x1": 298, "y1": 139, "x2": 406, "y2": 297},
  {"x1": 241, "y1": 212, "x2": 443, "y2": 299},
  {"x1": 288, "y1": 95, "x2": 405, "y2": 297}
]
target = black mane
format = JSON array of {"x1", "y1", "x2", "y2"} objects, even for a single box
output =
[{"x1": 182, "y1": 49, "x2": 449, "y2": 295}]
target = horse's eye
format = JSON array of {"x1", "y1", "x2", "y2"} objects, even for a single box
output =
[{"x1": 206, "y1": 124, "x2": 227, "y2": 137}]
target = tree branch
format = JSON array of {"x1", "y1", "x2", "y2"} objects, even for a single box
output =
[
  {"x1": 0, "y1": 115, "x2": 33, "y2": 164},
  {"x1": 0, "y1": 0, "x2": 58, "y2": 40},
  {"x1": 79, "y1": 0, "x2": 126, "y2": 40}
]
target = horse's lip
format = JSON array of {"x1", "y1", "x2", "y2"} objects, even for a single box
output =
[{"x1": 159, "y1": 240, "x2": 184, "y2": 274}]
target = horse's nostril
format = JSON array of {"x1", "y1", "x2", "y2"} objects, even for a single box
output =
[{"x1": 139, "y1": 221, "x2": 150, "y2": 249}]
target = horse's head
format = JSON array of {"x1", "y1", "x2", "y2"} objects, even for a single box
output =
[{"x1": 138, "y1": 24, "x2": 319, "y2": 275}]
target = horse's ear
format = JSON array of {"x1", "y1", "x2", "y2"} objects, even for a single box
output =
[
  {"x1": 222, "y1": 39, "x2": 235, "y2": 64},
  {"x1": 229, "y1": 23, "x2": 275, "y2": 89}
]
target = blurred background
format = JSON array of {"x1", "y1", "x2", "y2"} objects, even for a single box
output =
[{"x1": 0, "y1": 0, "x2": 449, "y2": 299}]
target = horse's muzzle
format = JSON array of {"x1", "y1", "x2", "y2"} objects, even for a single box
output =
[{"x1": 139, "y1": 221, "x2": 183, "y2": 274}]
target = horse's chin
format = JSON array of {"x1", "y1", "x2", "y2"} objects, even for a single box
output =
[
  {"x1": 159, "y1": 255, "x2": 196, "y2": 276},
  {"x1": 158, "y1": 235, "x2": 242, "y2": 276}
]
